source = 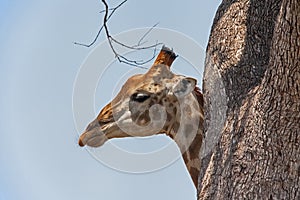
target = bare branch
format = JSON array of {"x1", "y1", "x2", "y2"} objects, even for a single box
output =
[
  {"x1": 74, "y1": 0, "x2": 162, "y2": 68},
  {"x1": 74, "y1": 0, "x2": 127, "y2": 47}
]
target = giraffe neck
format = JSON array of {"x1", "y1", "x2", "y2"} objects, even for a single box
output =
[
  {"x1": 166, "y1": 93, "x2": 203, "y2": 188},
  {"x1": 168, "y1": 126, "x2": 202, "y2": 188},
  {"x1": 180, "y1": 131, "x2": 202, "y2": 187}
]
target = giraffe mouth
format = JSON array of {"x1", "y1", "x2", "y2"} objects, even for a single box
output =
[
  {"x1": 78, "y1": 128, "x2": 108, "y2": 147},
  {"x1": 78, "y1": 118, "x2": 129, "y2": 148},
  {"x1": 78, "y1": 118, "x2": 113, "y2": 147}
]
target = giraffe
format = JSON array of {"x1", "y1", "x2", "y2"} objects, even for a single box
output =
[{"x1": 78, "y1": 46, "x2": 204, "y2": 187}]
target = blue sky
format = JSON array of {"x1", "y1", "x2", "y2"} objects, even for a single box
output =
[{"x1": 0, "y1": 1, "x2": 220, "y2": 199}]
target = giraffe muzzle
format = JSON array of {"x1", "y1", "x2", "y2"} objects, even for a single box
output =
[
  {"x1": 78, "y1": 119, "x2": 109, "y2": 147},
  {"x1": 78, "y1": 128, "x2": 108, "y2": 147}
]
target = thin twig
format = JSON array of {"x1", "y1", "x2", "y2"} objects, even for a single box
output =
[
  {"x1": 135, "y1": 22, "x2": 159, "y2": 47},
  {"x1": 111, "y1": 37, "x2": 162, "y2": 51},
  {"x1": 99, "y1": 0, "x2": 127, "y2": 14}
]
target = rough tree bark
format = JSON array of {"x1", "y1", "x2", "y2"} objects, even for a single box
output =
[{"x1": 200, "y1": 0, "x2": 299, "y2": 199}]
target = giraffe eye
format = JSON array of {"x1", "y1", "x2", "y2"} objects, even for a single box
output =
[{"x1": 131, "y1": 93, "x2": 150, "y2": 103}]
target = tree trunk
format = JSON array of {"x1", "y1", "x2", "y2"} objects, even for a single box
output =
[{"x1": 199, "y1": 0, "x2": 299, "y2": 199}]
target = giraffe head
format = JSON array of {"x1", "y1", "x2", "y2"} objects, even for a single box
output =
[{"x1": 78, "y1": 47, "x2": 203, "y2": 151}]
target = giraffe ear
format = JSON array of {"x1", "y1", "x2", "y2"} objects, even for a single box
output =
[{"x1": 172, "y1": 77, "x2": 197, "y2": 97}]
